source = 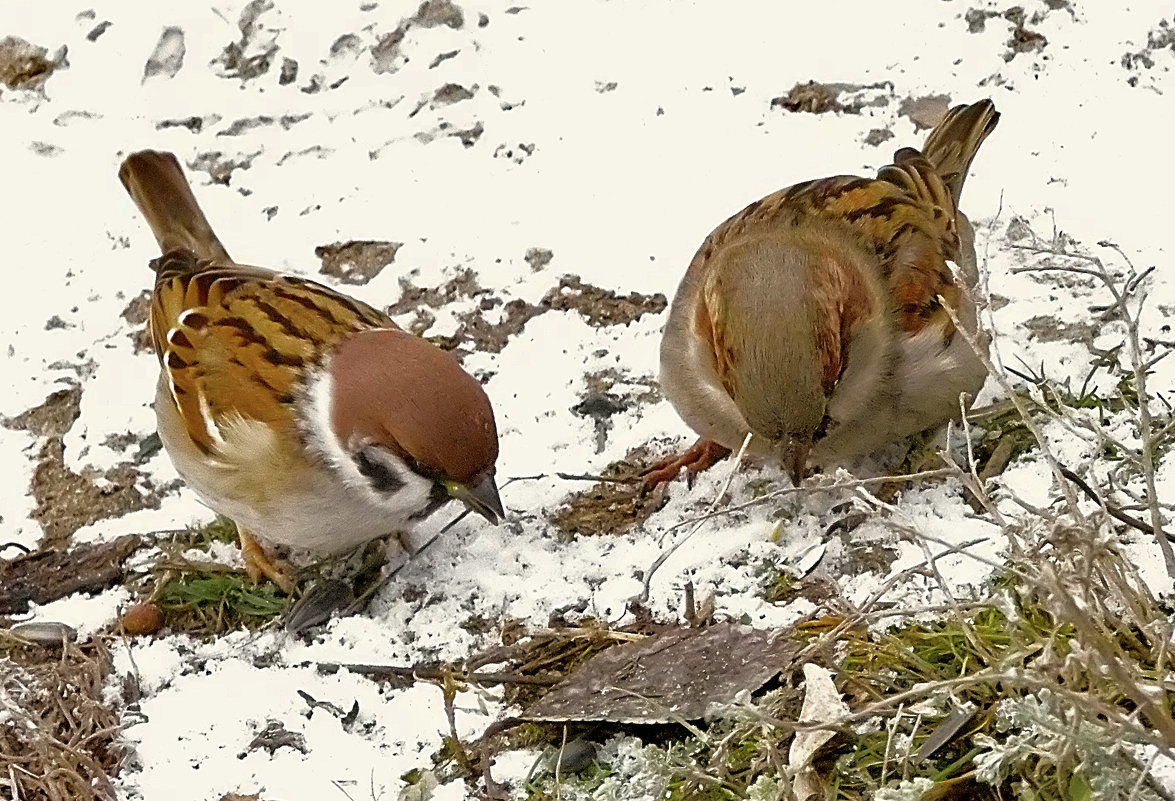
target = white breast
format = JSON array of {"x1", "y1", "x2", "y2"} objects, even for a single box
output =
[{"x1": 153, "y1": 377, "x2": 434, "y2": 556}]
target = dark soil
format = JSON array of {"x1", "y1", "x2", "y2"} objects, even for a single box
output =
[
  {"x1": 898, "y1": 94, "x2": 951, "y2": 131},
  {"x1": 389, "y1": 270, "x2": 667, "y2": 357},
  {"x1": 2, "y1": 387, "x2": 158, "y2": 547},
  {"x1": 189, "y1": 150, "x2": 257, "y2": 186},
  {"x1": 316, "y1": 240, "x2": 404, "y2": 285},
  {"x1": 552, "y1": 445, "x2": 668, "y2": 536},
  {"x1": 120, "y1": 289, "x2": 154, "y2": 353},
  {"x1": 387, "y1": 267, "x2": 485, "y2": 316},
  {"x1": 437, "y1": 298, "x2": 546, "y2": 355},
  {"x1": 541, "y1": 275, "x2": 666, "y2": 327},
  {"x1": 0, "y1": 36, "x2": 63, "y2": 91},
  {"x1": 769, "y1": 80, "x2": 891, "y2": 115},
  {"x1": 572, "y1": 369, "x2": 661, "y2": 453}
]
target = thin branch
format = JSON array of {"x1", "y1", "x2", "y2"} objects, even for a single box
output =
[
  {"x1": 316, "y1": 662, "x2": 561, "y2": 687},
  {"x1": 555, "y1": 472, "x2": 635, "y2": 484},
  {"x1": 640, "y1": 431, "x2": 754, "y2": 601},
  {"x1": 1010, "y1": 240, "x2": 1173, "y2": 576},
  {"x1": 937, "y1": 287, "x2": 1085, "y2": 520},
  {"x1": 1057, "y1": 465, "x2": 1163, "y2": 539}
]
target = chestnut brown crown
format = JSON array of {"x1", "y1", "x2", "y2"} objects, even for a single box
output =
[{"x1": 328, "y1": 328, "x2": 499, "y2": 486}]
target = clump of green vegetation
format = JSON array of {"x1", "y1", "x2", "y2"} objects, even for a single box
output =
[
  {"x1": 519, "y1": 735, "x2": 744, "y2": 801},
  {"x1": 155, "y1": 570, "x2": 290, "y2": 635},
  {"x1": 822, "y1": 602, "x2": 1057, "y2": 799},
  {"x1": 134, "y1": 515, "x2": 295, "y2": 636},
  {"x1": 512, "y1": 530, "x2": 1173, "y2": 801},
  {"x1": 761, "y1": 570, "x2": 798, "y2": 604},
  {"x1": 181, "y1": 515, "x2": 240, "y2": 549}
]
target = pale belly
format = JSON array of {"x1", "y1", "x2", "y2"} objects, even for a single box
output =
[{"x1": 154, "y1": 378, "x2": 434, "y2": 556}]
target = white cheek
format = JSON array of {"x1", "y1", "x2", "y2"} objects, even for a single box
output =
[
  {"x1": 300, "y1": 366, "x2": 433, "y2": 514},
  {"x1": 371, "y1": 454, "x2": 433, "y2": 510},
  {"x1": 303, "y1": 367, "x2": 352, "y2": 479}
]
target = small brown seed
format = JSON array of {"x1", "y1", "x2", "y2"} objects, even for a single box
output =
[{"x1": 122, "y1": 602, "x2": 164, "y2": 635}]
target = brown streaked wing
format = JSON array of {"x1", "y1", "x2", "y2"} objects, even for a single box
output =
[
  {"x1": 151, "y1": 258, "x2": 396, "y2": 453},
  {"x1": 876, "y1": 148, "x2": 961, "y2": 261},
  {"x1": 149, "y1": 254, "x2": 280, "y2": 360},
  {"x1": 782, "y1": 159, "x2": 964, "y2": 340},
  {"x1": 684, "y1": 153, "x2": 966, "y2": 370},
  {"x1": 872, "y1": 150, "x2": 965, "y2": 338}
]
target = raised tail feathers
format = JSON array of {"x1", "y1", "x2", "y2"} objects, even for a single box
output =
[
  {"x1": 919, "y1": 99, "x2": 1000, "y2": 207},
  {"x1": 118, "y1": 150, "x2": 232, "y2": 264}
]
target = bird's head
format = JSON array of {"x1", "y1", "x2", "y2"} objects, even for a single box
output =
[{"x1": 322, "y1": 328, "x2": 503, "y2": 523}]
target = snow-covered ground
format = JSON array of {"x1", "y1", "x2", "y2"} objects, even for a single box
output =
[{"x1": 3, "y1": 0, "x2": 1175, "y2": 798}]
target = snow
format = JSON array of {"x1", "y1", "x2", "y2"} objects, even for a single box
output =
[
  {"x1": 3, "y1": 0, "x2": 1175, "y2": 798},
  {"x1": 27, "y1": 586, "x2": 131, "y2": 638}
]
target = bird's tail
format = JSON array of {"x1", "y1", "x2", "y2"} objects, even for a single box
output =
[
  {"x1": 919, "y1": 99, "x2": 1000, "y2": 208},
  {"x1": 118, "y1": 150, "x2": 232, "y2": 264}
]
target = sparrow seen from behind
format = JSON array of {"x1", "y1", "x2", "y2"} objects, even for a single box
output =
[
  {"x1": 647, "y1": 100, "x2": 999, "y2": 488},
  {"x1": 120, "y1": 150, "x2": 503, "y2": 592}
]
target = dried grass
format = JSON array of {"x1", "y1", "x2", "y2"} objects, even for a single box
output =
[
  {"x1": 0, "y1": 634, "x2": 122, "y2": 801},
  {"x1": 518, "y1": 219, "x2": 1175, "y2": 800}
]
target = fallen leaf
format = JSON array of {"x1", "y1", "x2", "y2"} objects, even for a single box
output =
[
  {"x1": 524, "y1": 622, "x2": 796, "y2": 723},
  {"x1": 788, "y1": 663, "x2": 848, "y2": 801}
]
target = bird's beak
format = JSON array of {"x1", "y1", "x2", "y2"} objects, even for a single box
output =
[
  {"x1": 445, "y1": 472, "x2": 505, "y2": 524},
  {"x1": 780, "y1": 437, "x2": 812, "y2": 487}
]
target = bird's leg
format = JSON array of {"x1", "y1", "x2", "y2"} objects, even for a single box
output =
[
  {"x1": 640, "y1": 438, "x2": 732, "y2": 493},
  {"x1": 237, "y1": 526, "x2": 298, "y2": 594}
]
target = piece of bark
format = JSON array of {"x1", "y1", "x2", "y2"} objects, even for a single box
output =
[
  {"x1": 523, "y1": 622, "x2": 796, "y2": 723},
  {"x1": 0, "y1": 535, "x2": 141, "y2": 615}
]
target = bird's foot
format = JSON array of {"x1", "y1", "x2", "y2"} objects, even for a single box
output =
[
  {"x1": 640, "y1": 438, "x2": 732, "y2": 494},
  {"x1": 238, "y1": 527, "x2": 298, "y2": 594}
]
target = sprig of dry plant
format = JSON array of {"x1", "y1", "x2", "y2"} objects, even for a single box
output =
[
  {"x1": 517, "y1": 220, "x2": 1175, "y2": 801},
  {"x1": 0, "y1": 634, "x2": 122, "y2": 801}
]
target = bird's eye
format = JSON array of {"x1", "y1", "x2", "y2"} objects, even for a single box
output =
[{"x1": 355, "y1": 446, "x2": 406, "y2": 493}]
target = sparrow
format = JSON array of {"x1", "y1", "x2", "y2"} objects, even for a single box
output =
[
  {"x1": 119, "y1": 150, "x2": 504, "y2": 592},
  {"x1": 646, "y1": 99, "x2": 999, "y2": 488}
]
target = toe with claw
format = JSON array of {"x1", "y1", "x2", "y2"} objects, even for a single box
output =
[
  {"x1": 238, "y1": 526, "x2": 298, "y2": 595},
  {"x1": 640, "y1": 438, "x2": 732, "y2": 493}
]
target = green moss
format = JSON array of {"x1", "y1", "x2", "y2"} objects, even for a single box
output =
[
  {"x1": 665, "y1": 777, "x2": 740, "y2": 801},
  {"x1": 156, "y1": 571, "x2": 289, "y2": 634},
  {"x1": 745, "y1": 478, "x2": 774, "y2": 498},
  {"x1": 761, "y1": 570, "x2": 797, "y2": 604},
  {"x1": 187, "y1": 516, "x2": 239, "y2": 547},
  {"x1": 511, "y1": 723, "x2": 555, "y2": 749},
  {"x1": 521, "y1": 760, "x2": 614, "y2": 801}
]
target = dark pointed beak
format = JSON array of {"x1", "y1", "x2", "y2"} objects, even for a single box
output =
[
  {"x1": 446, "y1": 472, "x2": 505, "y2": 524},
  {"x1": 781, "y1": 437, "x2": 812, "y2": 487}
]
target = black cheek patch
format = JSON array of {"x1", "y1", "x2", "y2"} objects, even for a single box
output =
[{"x1": 356, "y1": 447, "x2": 407, "y2": 494}]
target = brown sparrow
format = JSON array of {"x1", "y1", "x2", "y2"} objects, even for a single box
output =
[
  {"x1": 647, "y1": 100, "x2": 999, "y2": 488},
  {"x1": 119, "y1": 150, "x2": 503, "y2": 592}
]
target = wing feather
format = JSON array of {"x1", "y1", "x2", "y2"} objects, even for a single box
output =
[{"x1": 150, "y1": 253, "x2": 397, "y2": 454}]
